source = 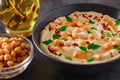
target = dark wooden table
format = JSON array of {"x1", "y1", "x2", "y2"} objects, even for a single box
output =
[{"x1": 0, "y1": 0, "x2": 120, "y2": 80}]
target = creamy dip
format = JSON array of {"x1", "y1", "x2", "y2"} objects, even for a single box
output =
[{"x1": 40, "y1": 11, "x2": 120, "y2": 64}]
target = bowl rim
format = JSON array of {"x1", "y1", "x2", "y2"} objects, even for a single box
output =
[
  {"x1": 0, "y1": 33, "x2": 34, "y2": 71},
  {"x1": 32, "y1": 3, "x2": 120, "y2": 66}
]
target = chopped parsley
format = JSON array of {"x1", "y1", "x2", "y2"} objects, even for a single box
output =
[
  {"x1": 53, "y1": 34, "x2": 59, "y2": 39},
  {"x1": 61, "y1": 38, "x2": 68, "y2": 41},
  {"x1": 115, "y1": 20, "x2": 120, "y2": 26},
  {"x1": 91, "y1": 27, "x2": 97, "y2": 30},
  {"x1": 114, "y1": 45, "x2": 120, "y2": 49},
  {"x1": 79, "y1": 46, "x2": 87, "y2": 52},
  {"x1": 88, "y1": 43, "x2": 101, "y2": 50},
  {"x1": 89, "y1": 19, "x2": 95, "y2": 24},
  {"x1": 60, "y1": 26, "x2": 67, "y2": 31},
  {"x1": 65, "y1": 55, "x2": 72, "y2": 60},
  {"x1": 103, "y1": 32, "x2": 111, "y2": 37},
  {"x1": 87, "y1": 30, "x2": 92, "y2": 34},
  {"x1": 57, "y1": 53, "x2": 62, "y2": 56},
  {"x1": 42, "y1": 39, "x2": 53, "y2": 45},
  {"x1": 66, "y1": 16, "x2": 72, "y2": 22},
  {"x1": 87, "y1": 57, "x2": 95, "y2": 62},
  {"x1": 112, "y1": 34, "x2": 120, "y2": 38}
]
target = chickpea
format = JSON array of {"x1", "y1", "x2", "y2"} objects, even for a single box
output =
[
  {"x1": 22, "y1": 55, "x2": 28, "y2": 61},
  {"x1": 4, "y1": 54, "x2": 12, "y2": 61},
  {"x1": 49, "y1": 22, "x2": 56, "y2": 29},
  {"x1": 19, "y1": 51, "x2": 26, "y2": 57},
  {"x1": 64, "y1": 42, "x2": 71, "y2": 46},
  {"x1": 7, "y1": 61, "x2": 14, "y2": 67},
  {"x1": 20, "y1": 43, "x2": 26, "y2": 48},
  {"x1": 16, "y1": 57, "x2": 22, "y2": 62},
  {"x1": 1, "y1": 43, "x2": 8, "y2": 49},
  {"x1": 0, "y1": 49, "x2": 4, "y2": 55},
  {"x1": 0, "y1": 55, "x2": 4, "y2": 61},
  {"x1": 14, "y1": 46, "x2": 21, "y2": 54},
  {"x1": 74, "y1": 11, "x2": 81, "y2": 17},
  {"x1": 11, "y1": 41, "x2": 20, "y2": 48},
  {"x1": 112, "y1": 41, "x2": 120, "y2": 46},
  {"x1": 79, "y1": 40, "x2": 86, "y2": 45},
  {"x1": 0, "y1": 62, "x2": 4, "y2": 68},
  {"x1": 18, "y1": 37, "x2": 24, "y2": 43},
  {"x1": 108, "y1": 37, "x2": 115, "y2": 42},
  {"x1": 3, "y1": 49, "x2": 10, "y2": 54},
  {"x1": 25, "y1": 44, "x2": 31, "y2": 50},
  {"x1": 10, "y1": 51, "x2": 16, "y2": 57},
  {"x1": 88, "y1": 34, "x2": 95, "y2": 39},
  {"x1": 72, "y1": 32, "x2": 79, "y2": 39},
  {"x1": 104, "y1": 42, "x2": 113, "y2": 50}
]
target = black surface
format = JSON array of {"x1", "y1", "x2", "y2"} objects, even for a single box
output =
[{"x1": 0, "y1": 0, "x2": 120, "y2": 80}]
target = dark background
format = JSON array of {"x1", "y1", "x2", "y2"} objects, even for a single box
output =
[{"x1": 0, "y1": 0, "x2": 120, "y2": 80}]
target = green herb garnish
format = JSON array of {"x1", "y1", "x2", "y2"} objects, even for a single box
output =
[
  {"x1": 103, "y1": 32, "x2": 111, "y2": 37},
  {"x1": 61, "y1": 38, "x2": 68, "y2": 41},
  {"x1": 66, "y1": 16, "x2": 72, "y2": 22},
  {"x1": 91, "y1": 27, "x2": 97, "y2": 30},
  {"x1": 60, "y1": 26, "x2": 67, "y2": 31},
  {"x1": 114, "y1": 45, "x2": 120, "y2": 49},
  {"x1": 88, "y1": 43, "x2": 101, "y2": 50},
  {"x1": 112, "y1": 34, "x2": 120, "y2": 38},
  {"x1": 87, "y1": 30, "x2": 92, "y2": 34},
  {"x1": 65, "y1": 55, "x2": 72, "y2": 60},
  {"x1": 57, "y1": 53, "x2": 62, "y2": 56},
  {"x1": 87, "y1": 57, "x2": 95, "y2": 62},
  {"x1": 53, "y1": 34, "x2": 59, "y2": 39},
  {"x1": 79, "y1": 46, "x2": 87, "y2": 52},
  {"x1": 42, "y1": 39, "x2": 53, "y2": 45},
  {"x1": 89, "y1": 19, "x2": 95, "y2": 24},
  {"x1": 115, "y1": 20, "x2": 120, "y2": 26}
]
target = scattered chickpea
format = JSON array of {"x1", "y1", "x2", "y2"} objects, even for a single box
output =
[
  {"x1": 104, "y1": 42, "x2": 113, "y2": 50},
  {"x1": 88, "y1": 34, "x2": 95, "y2": 39},
  {"x1": 79, "y1": 40, "x2": 86, "y2": 45},
  {"x1": 108, "y1": 37, "x2": 115, "y2": 42},
  {"x1": 4, "y1": 54, "x2": 12, "y2": 61}
]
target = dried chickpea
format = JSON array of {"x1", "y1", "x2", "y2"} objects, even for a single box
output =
[
  {"x1": 0, "y1": 55, "x2": 4, "y2": 61},
  {"x1": 0, "y1": 62, "x2": 4, "y2": 68},
  {"x1": 10, "y1": 51, "x2": 16, "y2": 57},
  {"x1": 14, "y1": 46, "x2": 21, "y2": 54},
  {"x1": 0, "y1": 49, "x2": 4, "y2": 55},
  {"x1": 18, "y1": 37, "x2": 24, "y2": 43},
  {"x1": 20, "y1": 43, "x2": 26, "y2": 48},
  {"x1": 25, "y1": 44, "x2": 31, "y2": 50},
  {"x1": 16, "y1": 57, "x2": 22, "y2": 63},
  {"x1": 4, "y1": 54, "x2": 12, "y2": 61},
  {"x1": 7, "y1": 61, "x2": 14, "y2": 67},
  {"x1": 11, "y1": 41, "x2": 20, "y2": 48},
  {"x1": 19, "y1": 51, "x2": 26, "y2": 57},
  {"x1": 3, "y1": 49, "x2": 10, "y2": 54},
  {"x1": 21, "y1": 55, "x2": 28, "y2": 61}
]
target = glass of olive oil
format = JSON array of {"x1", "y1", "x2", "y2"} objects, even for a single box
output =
[{"x1": 0, "y1": 0, "x2": 40, "y2": 37}]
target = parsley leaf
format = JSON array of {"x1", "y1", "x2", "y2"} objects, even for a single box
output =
[
  {"x1": 103, "y1": 32, "x2": 111, "y2": 37},
  {"x1": 79, "y1": 46, "x2": 87, "y2": 52},
  {"x1": 66, "y1": 16, "x2": 72, "y2": 22},
  {"x1": 114, "y1": 45, "x2": 120, "y2": 49},
  {"x1": 115, "y1": 20, "x2": 120, "y2": 26},
  {"x1": 42, "y1": 39, "x2": 53, "y2": 45},
  {"x1": 87, "y1": 57, "x2": 95, "y2": 62},
  {"x1": 61, "y1": 38, "x2": 68, "y2": 41},
  {"x1": 60, "y1": 26, "x2": 67, "y2": 31},
  {"x1": 89, "y1": 19, "x2": 95, "y2": 24},
  {"x1": 112, "y1": 34, "x2": 120, "y2": 38},
  {"x1": 91, "y1": 27, "x2": 97, "y2": 30},
  {"x1": 53, "y1": 34, "x2": 59, "y2": 39},
  {"x1": 65, "y1": 55, "x2": 72, "y2": 60},
  {"x1": 87, "y1": 30, "x2": 92, "y2": 34},
  {"x1": 57, "y1": 53, "x2": 62, "y2": 56},
  {"x1": 88, "y1": 43, "x2": 101, "y2": 50}
]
